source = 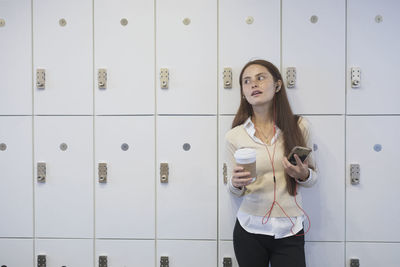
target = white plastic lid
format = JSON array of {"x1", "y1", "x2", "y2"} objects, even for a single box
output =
[{"x1": 234, "y1": 148, "x2": 256, "y2": 164}]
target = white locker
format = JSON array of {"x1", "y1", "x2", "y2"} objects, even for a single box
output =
[
  {"x1": 346, "y1": 116, "x2": 400, "y2": 241},
  {"x1": 94, "y1": 0, "x2": 155, "y2": 115},
  {"x1": 219, "y1": 0, "x2": 280, "y2": 115},
  {"x1": 35, "y1": 239, "x2": 93, "y2": 267},
  {"x1": 157, "y1": 116, "x2": 217, "y2": 239},
  {"x1": 0, "y1": 116, "x2": 33, "y2": 237},
  {"x1": 156, "y1": 0, "x2": 217, "y2": 115},
  {"x1": 95, "y1": 116, "x2": 155, "y2": 239},
  {"x1": 346, "y1": 242, "x2": 400, "y2": 267},
  {"x1": 305, "y1": 242, "x2": 344, "y2": 267},
  {"x1": 219, "y1": 241, "x2": 239, "y2": 267},
  {"x1": 0, "y1": 239, "x2": 33, "y2": 267},
  {"x1": 282, "y1": 0, "x2": 345, "y2": 115},
  {"x1": 96, "y1": 240, "x2": 155, "y2": 267},
  {"x1": 347, "y1": 0, "x2": 400, "y2": 115},
  {"x1": 157, "y1": 240, "x2": 217, "y2": 267},
  {"x1": 0, "y1": 0, "x2": 32, "y2": 115},
  {"x1": 218, "y1": 115, "x2": 242, "y2": 240},
  {"x1": 33, "y1": 0, "x2": 93, "y2": 115},
  {"x1": 302, "y1": 116, "x2": 345, "y2": 242},
  {"x1": 34, "y1": 116, "x2": 93, "y2": 238}
]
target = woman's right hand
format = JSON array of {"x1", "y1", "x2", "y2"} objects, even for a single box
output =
[{"x1": 231, "y1": 166, "x2": 254, "y2": 189}]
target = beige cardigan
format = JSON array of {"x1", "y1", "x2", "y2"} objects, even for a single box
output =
[{"x1": 225, "y1": 117, "x2": 317, "y2": 217}]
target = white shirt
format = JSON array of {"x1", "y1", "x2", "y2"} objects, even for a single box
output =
[{"x1": 230, "y1": 117, "x2": 315, "y2": 239}]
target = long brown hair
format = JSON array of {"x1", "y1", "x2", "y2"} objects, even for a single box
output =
[{"x1": 232, "y1": 59, "x2": 313, "y2": 196}]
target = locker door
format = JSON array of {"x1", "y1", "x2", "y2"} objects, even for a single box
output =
[
  {"x1": 346, "y1": 116, "x2": 400, "y2": 241},
  {"x1": 0, "y1": 116, "x2": 33, "y2": 237},
  {"x1": 94, "y1": 0, "x2": 154, "y2": 115},
  {"x1": 0, "y1": 239, "x2": 33, "y2": 267},
  {"x1": 305, "y1": 242, "x2": 344, "y2": 267},
  {"x1": 33, "y1": 0, "x2": 92, "y2": 115},
  {"x1": 157, "y1": 116, "x2": 217, "y2": 239},
  {"x1": 346, "y1": 243, "x2": 400, "y2": 267},
  {"x1": 96, "y1": 240, "x2": 155, "y2": 267},
  {"x1": 219, "y1": 0, "x2": 280, "y2": 115},
  {"x1": 34, "y1": 116, "x2": 93, "y2": 238},
  {"x1": 301, "y1": 116, "x2": 345, "y2": 242},
  {"x1": 218, "y1": 115, "x2": 242, "y2": 240},
  {"x1": 156, "y1": 0, "x2": 217, "y2": 115},
  {"x1": 282, "y1": 0, "x2": 345, "y2": 115},
  {"x1": 347, "y1": 0, "x2": 400, "y2": 114},
  {"x1": 0, "y1": 0, "x2": 32, "y2": 115},
  {"x1": 95, "y1": 116, "x2": 155, "y2": 238},
  {"x1": 157, "y1": 240, "x2": 217, "y2": 267},
  {"x1": 219, "y1": 241, "x2": 239, "y2": 267},
  {"x1": 35, "y1": 239, "x2": 93, "y2": 267}
]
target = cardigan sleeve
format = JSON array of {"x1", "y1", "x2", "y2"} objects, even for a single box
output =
[
  {"x1": 225, "y1": 132, "x2": 246, "y2": 197},
  {"x1": 297, "y1": 117, "x2": 318, "y2": 187}
]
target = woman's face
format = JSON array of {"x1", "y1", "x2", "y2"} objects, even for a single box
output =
[{"x1": 241, "y1": 64, "x2": 280, "y2": 107}]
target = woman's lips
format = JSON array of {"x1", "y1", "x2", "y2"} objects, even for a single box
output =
[{"x1": 251, "y1": 90, "x2": 262, "y2": 96}]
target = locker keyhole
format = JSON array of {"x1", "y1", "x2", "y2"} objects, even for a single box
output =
[{"x1": 183, "y1": 143, "x2": 191, "y2": 151}]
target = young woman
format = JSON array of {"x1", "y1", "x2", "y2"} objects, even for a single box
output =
[{"x1": 225, "y1": 59, "x2": 317, "y2": 267}]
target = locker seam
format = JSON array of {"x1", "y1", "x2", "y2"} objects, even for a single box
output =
[
  {"x1": 92, "y1": 0, "x2": 96, "y2": 265},
  {"x1": 154, "y1": 0, "x2": 158, "y2": 265},
  {"x1": 31, "y1": 0, "x2": 36, "y2": 265},
  {"x1": 217, "y1": 0, "x2": 220, "y2": 265},
  {"x1": 344, "y1": 0, "x2": 348, "y2": 265}
]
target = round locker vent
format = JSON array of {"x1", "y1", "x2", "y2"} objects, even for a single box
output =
[
  {"x1": 121, "y1": 143, "x2": 129, "y2": 151},
  {"x1": 313, "y1": 143, "x2": 318, "y2": 151},
  {"x1": 310, "y1": 15, "x2": 318, "y2": 24},
  {"x1": 120, "y1": 18, "x2": 128, "y2": 26},
  {"x1": 245, "y1": 16, "x2": 254, "y2": 25},
  {"x1": 183, "y1": 18, "x2": 191, "y2": 25},
  {"x1": 0, "y1": 143, "x2": 7, "y2": 151},
  {"x1": 59, "y1": 18, "x2": 67, "y2": 27},
  {"x1": 60, "y1": 143, "x2": 68, "y2": 151},
  {"x1": 183, "y1": 143, "x2": 191, "y2": 151},
  {"x1": 375, "y1": 15, "x2": 383, "y2": 23},
  {"x1": 373, "y1": 144, "x2": 382, "y2": 152}
]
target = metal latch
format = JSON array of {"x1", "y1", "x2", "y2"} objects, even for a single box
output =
[
  {"x1": 98, "y1": 163, "x2": 107, "y2": 183},
  {"x1": 37, "y1": 254, "x2": 46, "y2": 267},
  {"x1": 351, "y1": 67, "x2": 361, "y2": 88},
  {"x1": 223, "y1": 163, "x2": 228, "y2": 184},
  {"x1": 160, "y1": 163, "x2": 169, "y2": 183},
  {"x1": 160, "y1": 256, "x2": 169, "y2": 267},
  {"x1": 286, "y1": 67, "x2": 296, "y2": 88},
  {"x1": 98, "y1": 69, "x2": 107, "y2": 89},
  {"x1": 160, "y1": 68, "x2": 169, "y2": 89},
  {"x1": 223, "y1": 257, "x2": 232, "y2": 267},
  {"x1": 350, "y1": 164, "x2": 360, "y2": 185},
  {"x1": 350, "y1": 258, "x2": 360, "y2": 267},
  {"x1": 223, "y1": 68, "x2": 233, "y2": 89},
  {"x1": 36, "y1": 69, "x2": 46, "y2": 89},
  {"x1": 99, "y1": 255, "x2": 107, "y2": 267},
  {"x1": 37, "y1": 162, "x2": 46, "y2": 183},
  {"x1": 0, "y1": 18, "x2": 5, "y2": 27}
]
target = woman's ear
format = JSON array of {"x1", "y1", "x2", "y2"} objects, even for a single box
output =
[{"x1": 275, "y1": 80, "x2": 282, "y2": 92}]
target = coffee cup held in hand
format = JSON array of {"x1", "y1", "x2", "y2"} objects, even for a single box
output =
[{"x1": 234, "y1": 148, "x2": 257, "y2": 183}]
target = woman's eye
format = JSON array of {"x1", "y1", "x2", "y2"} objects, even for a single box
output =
[
  {"x1": 258, "y1": 76, "x2": 265, "y2": 81},
  {"x1": 244, "y1": 79, "x2": 250, "y2": 84}
]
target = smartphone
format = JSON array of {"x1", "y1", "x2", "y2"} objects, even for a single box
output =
[{"x1": 287, "y1": 146, "x2": 312, "y2": 166}]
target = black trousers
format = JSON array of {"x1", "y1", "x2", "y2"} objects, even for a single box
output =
[{"x1": 233, "y1": 219, "x2": 306, "y2": 267}]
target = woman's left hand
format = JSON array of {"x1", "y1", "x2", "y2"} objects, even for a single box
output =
[{"x1": 282, "y1": 154, "x2": 310, "y2": 181}]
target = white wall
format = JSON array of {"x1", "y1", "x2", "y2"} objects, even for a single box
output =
[{"x1": 1, "y1": 0, "x2": 400, "y2": 266}]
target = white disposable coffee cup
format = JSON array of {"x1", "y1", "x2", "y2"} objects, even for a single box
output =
[{"x1": 234, "y1": 148, "x2": 257, "y2": 183}]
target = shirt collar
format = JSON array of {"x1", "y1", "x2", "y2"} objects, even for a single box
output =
[{"x1": 243, "y1": 117, "x2": 281, "y2": 145}]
